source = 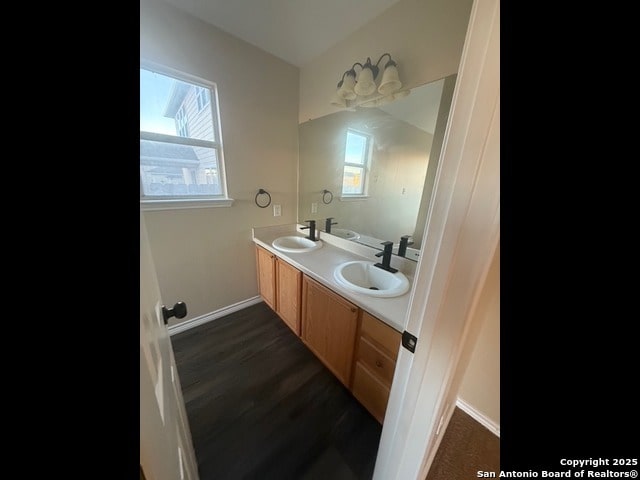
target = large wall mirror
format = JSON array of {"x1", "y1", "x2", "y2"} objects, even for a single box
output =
[{"x1": 298, "y1": 74, "x2": 457, "y2": 261}]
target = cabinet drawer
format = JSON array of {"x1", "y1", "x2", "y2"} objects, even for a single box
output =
[
  {"x1": 351, "y1": 361, "x2": 390, "y2": 424},
  {"x1": 360, "y1": 311, "x2": 401, "y2": 360},
  {"x1": 357, "y1": 336, "x2": 396, "y2": 385}
]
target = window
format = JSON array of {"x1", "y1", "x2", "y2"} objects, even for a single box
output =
[
  {"x1": 341, "y1": 130, "x2": 371, "y2": 196},
  {"x1": 175, "y1": 106, "x2": 189, "y2": 137},
  {"x1": 140, "y1": 64, "x2": 230, "y2": 207},
  {"x1": 196, "y1": 87, "x2": 210, "y2": 112}
]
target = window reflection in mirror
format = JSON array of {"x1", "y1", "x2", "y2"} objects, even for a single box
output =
[{"x1": 342, "y1": 130, "x2": 371, "y2": 196}]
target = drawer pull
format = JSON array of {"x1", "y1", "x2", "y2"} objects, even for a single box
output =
[{"x1": 375, "y1": 360, "x2": 383, "y2": 368}]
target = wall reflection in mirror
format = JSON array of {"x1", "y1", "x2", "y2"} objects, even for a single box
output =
[{"x1": 298, "y1": 74, "x2": 456, "y2": 261}]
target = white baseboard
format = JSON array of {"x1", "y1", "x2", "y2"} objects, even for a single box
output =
[
  {"x1": 456, "y1": 397, "x2": 500, "y2": 437},
  {"x1": 168, "y1": 296, "x2": 263, "y2": 336}
]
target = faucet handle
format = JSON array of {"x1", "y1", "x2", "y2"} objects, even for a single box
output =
[
  {"x1": 398, "y1": 236, "x2": 411, "y2": 257},
  {"x1": 303, "y1": 219, "x2": 317, "y2": 241},
  {"x1": 377, "y1": 241, "x2": 393, "y2": 256},
  {"x1": 374, "y1": 241, "x2": 398, "y2": 273},
  {"x1": 400, "y1": 234, "x2": 413, "y2": 245}
]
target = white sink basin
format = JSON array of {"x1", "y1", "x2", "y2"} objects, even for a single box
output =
[
  {"x1": 334, "y1": 261, "x2": 410, "y2": 297},
  {"x1": 272, "y1": 235, "x2": 323, "y2": 253},
  {"x1": 331, "y1": 228, "x2": 360, "y2": 241}
]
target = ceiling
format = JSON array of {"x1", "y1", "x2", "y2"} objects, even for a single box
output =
[
  {"x1": 160, "y1": 0, "x2": 439, "y2": 128},
  {"x1": 163, "y1": 0, "x2": 402, "y2": 67}
]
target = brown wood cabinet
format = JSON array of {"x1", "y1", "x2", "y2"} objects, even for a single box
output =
[
  {"x1": 351, "y1": 311, "x2": 401, "y2": 423},
  {"x1": 275, "y1": 257, "x2": 302, "y2": 335},
  {"x1": 256, "y1": 246, "x2": 302, "y2": 335},
  {"x1": 255, "y1": 245, "x2": 402, "y2": 423},
  {"x1": 301, "y1": 275, "x2": 359, "y2": 387},
  {"x1": 256, "y1": 245, "x2": 276, "y2": 310}
]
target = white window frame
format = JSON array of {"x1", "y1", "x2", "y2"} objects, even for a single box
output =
[
  {"x1": 140, "y1": 60, "x2": 233, "y2": 210},
  {"x1": 340, "y1": 128, "x2": 371, "y2": 200}
]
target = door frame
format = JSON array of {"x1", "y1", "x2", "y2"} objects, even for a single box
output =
[{"x1": 373, "y1": 0, "x2": 500, "y2": 476}]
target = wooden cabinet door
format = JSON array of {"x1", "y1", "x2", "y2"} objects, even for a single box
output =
[
  {"x1": 276, "y1": 258, "x2": 302, "y2": 335},
  {"x1": 255, "y1": 246, "x2": 276, "y2": 310},
  {"x1": 302, "y1": 275, "x2": 358, "y2": 387}
]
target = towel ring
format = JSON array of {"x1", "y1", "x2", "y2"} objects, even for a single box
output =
[
  {"x1": 255, "y1": 189, "x2": 271, "y2": 208},
  {"x1": 322, "y1": 189, "x2": 333, "y2": 204}
]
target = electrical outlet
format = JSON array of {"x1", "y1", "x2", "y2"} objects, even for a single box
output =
[
  {"x1": 311, "y1": 202, "x2": 318, "y2": 213},
  {"x1": 273, "y1": 204, "x2": 281, "y2": 216}
]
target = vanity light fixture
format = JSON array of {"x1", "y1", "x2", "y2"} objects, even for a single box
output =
[{"x1": 330, "y1": 53, "x2": 407, "y2": 108}]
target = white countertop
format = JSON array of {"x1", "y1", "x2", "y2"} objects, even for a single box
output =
[{"x1": 252, "y1": 224, "x2": 412, "y2": 332}]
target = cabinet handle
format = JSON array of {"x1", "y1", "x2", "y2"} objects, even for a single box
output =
[
  {"x1": 350, "y1": 307, "x2": 357, "y2": 312},
  {"x1": 375, "y1": 360, "x2": 383, "y2": 368}
]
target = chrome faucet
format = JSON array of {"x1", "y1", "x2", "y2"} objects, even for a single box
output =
[
  {"x1": 300, "y1": 219, "x2": 317, "y2": 241},
  {"x1": 374, "y1": 241, "x2": 398, "y2": 273}
]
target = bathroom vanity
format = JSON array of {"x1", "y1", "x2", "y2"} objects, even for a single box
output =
[{"x1": 253, "y1": 224, "x2": 413, "y2": 423}]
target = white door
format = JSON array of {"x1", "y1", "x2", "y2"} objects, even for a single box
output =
[
  {"x1": 373, "y1": 0, "x2": 500, "y2": 477},
  {"x1": 140, "y1": 212, "x2": 199, "y2": 480}
]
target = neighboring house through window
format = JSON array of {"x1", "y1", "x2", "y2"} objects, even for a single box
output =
[
  {"x1": 196, "y1": 87, "x2": 210, "y2": 112},
  {"x1": 175, "y1": 106, "x2": 189, "y2": 137},
  {"x1": 140, "y1": 63, "x2": 230, "y2": 206},
  {"x1": 342, "y1": 129, "x2": 371, "y2": 196}
]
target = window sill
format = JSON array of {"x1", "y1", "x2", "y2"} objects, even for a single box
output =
[
  {"x1": 339, "y1": 195, "x2": 370, "y2": 202},
  {"x1": 140, "y1": 197, "x2": 234, "y2": 211}
]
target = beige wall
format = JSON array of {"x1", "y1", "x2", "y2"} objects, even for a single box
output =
[
  {"x1": 458, "y1": 243, "x2": 500, "y2": 425},
  {"x1": 299, "y1": 0, "x2": 474, "y2": 123},
  {"x1": 140, "y1": 0, "x2": 299, "y2": 326}
]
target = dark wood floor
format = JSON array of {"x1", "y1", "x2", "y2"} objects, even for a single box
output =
[
  {"x1": 425, "y1": 407, "x2": 500, "y2": 480},
  {"x1": 171, "y1": 301, "x2": 382, "y2": 480}
]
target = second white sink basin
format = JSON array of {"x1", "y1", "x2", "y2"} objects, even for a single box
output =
[
  {"x1": 272, "y1": 235, "x2": 322, "y2": 253},
  {"x1": 334, "y1": 261, "x2": 410, "y2": 297}
]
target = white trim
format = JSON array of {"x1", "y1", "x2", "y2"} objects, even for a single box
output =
[
  {"x1": 421, "y1": 401, "x2": 458, "y2": 475},
  {"x1": 141, "y1": 59, "x2": 219, "y2": 90},
  {"x1": 167, "y1": 296, "x2": 263, "y2": 335},
  {"x1": 456, "y1": 397, "x2": 500, "y2": 437},
  {"x1": 140, "y1": 131, "x2": 220, "y2": 149},
  {"x1": 140, "y1": 197, "x2": 235, "y2": 211},
  {"x1": 139, "y1": 58, "x2": 231, "y2": 202},
  {"x1": 339, "y1": 195, "x2": 370, "y2": 201}
]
